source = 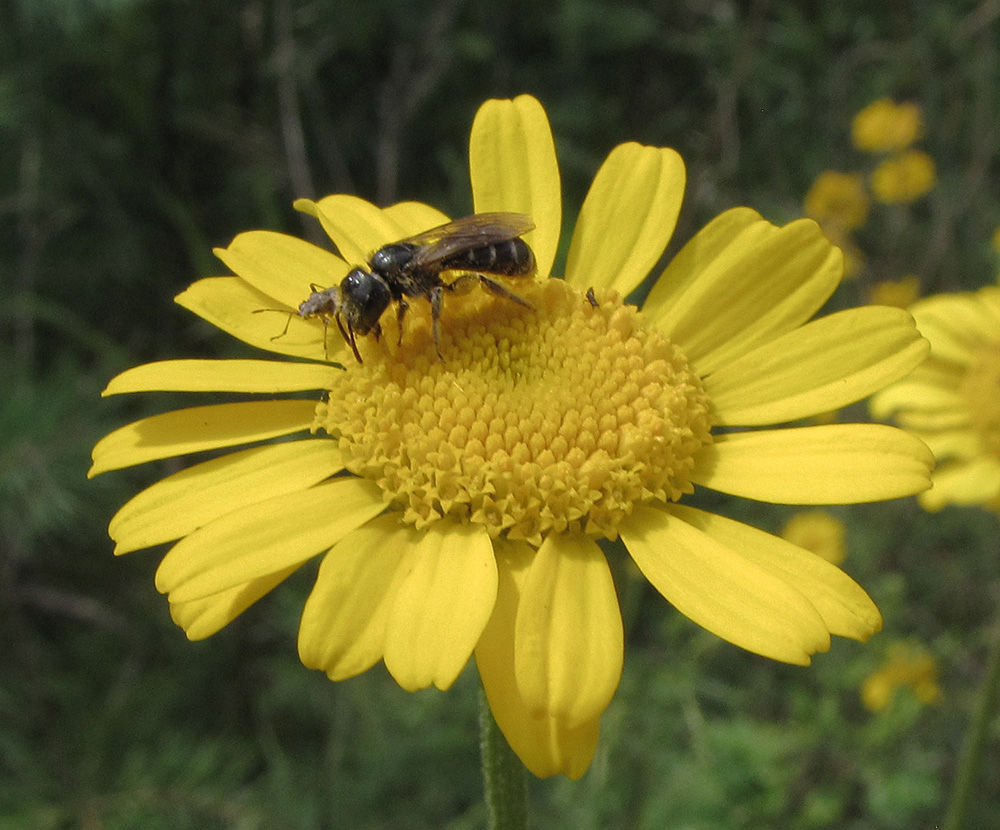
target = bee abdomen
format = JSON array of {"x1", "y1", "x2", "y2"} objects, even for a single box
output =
[{"x1": 445, "y1": 238, "x2": 535, "y2": 277}]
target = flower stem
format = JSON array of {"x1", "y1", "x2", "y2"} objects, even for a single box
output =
[
  {"x1": 943, "y1": 608, "x2": 1000, "y2": 829},
  {"x1": 479, "y1": 685, "x2": 528, "y2": 830}
]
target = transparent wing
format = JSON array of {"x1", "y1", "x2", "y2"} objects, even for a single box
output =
[{"x1": 401, "y1": 212, "x2": 535, "y2": 269}]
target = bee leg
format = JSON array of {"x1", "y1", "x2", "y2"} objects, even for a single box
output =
[
  {"x1": 477, "y1": 275, "x2": 534, "y2": 309},
  {"x1": 447, "y1": 273, "x2": 480, "y2": 295},
  {"x1": 429, "y1": 285, "x2": 445, "y2": 360},
  {"x1": 395, "y1": 299, "x2": 409, "y2": 345},
  {"x1": 319, "y1": 319, "x2": 330, "y2": 361},
  {"x1": 335, "y1": 315, "x2": 364, "y2": 364}
]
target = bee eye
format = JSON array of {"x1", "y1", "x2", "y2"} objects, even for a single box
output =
[{"x1": 342, "y1": 268, "x2": 367, "y2": 291}]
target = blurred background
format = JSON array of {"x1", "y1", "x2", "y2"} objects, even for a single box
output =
[{"x1": 3, "y1": 0, "x2": 1000, "y2": 827}]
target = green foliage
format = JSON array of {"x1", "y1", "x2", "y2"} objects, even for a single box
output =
[{"x1": 4, "y1": 0, "x2": 1000, "y2": 827}]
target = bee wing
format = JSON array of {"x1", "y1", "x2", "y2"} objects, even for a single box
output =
[{"x1": 403, "y1": 213, "x2": 535, "y2": 269}]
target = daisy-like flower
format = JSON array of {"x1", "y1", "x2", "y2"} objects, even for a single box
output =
[
  {"x1": 851, "y1": 99, "x2": 925, "y2": 153},
  {"x1": 871, "y1": 286, "x2": 1000, "y2": 511},
  {"x1": 90, "y1": 95, "x2": 933, "y2": 779},
  {"x1": 804, "y1": 170, "x2": 870, "y2": 232},
  {"x1": 861, "y1": 642, "x2": 942, "y2": 712},
  {"x1": 780, "y1": 510, "x2": 846, "y2": 565},
  {"x1": 870, "y1": 149, "x2": 936, "y2": 204}
]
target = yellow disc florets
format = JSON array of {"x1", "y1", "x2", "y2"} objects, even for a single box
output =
[{"x1": 314, "y1": 279, "x2": 713, "y2": 545}]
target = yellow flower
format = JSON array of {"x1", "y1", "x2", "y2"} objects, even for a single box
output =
[
  {"x1": 867, "y1": 275, "x2": 921, "y2": 308},
  {"x1": 872, "y1": 286, "x2": 1000, "y2": 511},
  {"x1": 804, "y1": 171, "x2": 870, "y2": 232},
  {"x1": 870, "y1": 150, "x2": 936, "y2": 204},
  {"x1": 90, "y1": 95, "x2": 933, "y2": 779},
  {"x1": 780, "y1": 510, "x2": 846, "y2": 565},
  {"x1": 861, "y1": 642, "x2": 942, "y2": 712},
  {"x1": 851, "y1": 99, "x2": 925, "y2": 153}
]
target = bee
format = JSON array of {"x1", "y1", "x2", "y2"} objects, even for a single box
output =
[{"x1": 295, "y1": 212, "x2": 537, "y2": 363}]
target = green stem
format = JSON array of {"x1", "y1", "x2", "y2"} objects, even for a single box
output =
[
  {"x1": 479, "y1": 685, "x2": 528, "y2": 830},
  {"x1": 943, "y1": 613, "x2": 1000, "y2": 830}
]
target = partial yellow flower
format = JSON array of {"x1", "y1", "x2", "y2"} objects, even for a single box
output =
[
  {"x1": 851, "y1": 99, "x2": 925, "y2": 153},
  {"x1": 861, "y1": 642, "x2": 942, "y2": 712},
  {"x1": 780, "y1": 510, "x2": 846, "y2": 565},
  {"x1": 867, "y1": 275, "x2": 921, "y2": 308},
  {"x1": 992, "y1": 227, "x2": 1000, "y2": 254},
  {"x1": 804, "y1": 171, "x2": 870, "y2": 231},
  {"x1": 90, "y1": 95, "x2": 933, "y2": 779},
  {"x1": 870, "y1": 150, "x2": 936, "y2": 204},
  {"x1": 872, "y1": 286, "x2": 1000, "y2": 511}
]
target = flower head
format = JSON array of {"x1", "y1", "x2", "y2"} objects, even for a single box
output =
[
  {"x1": 872, "y1": 286, "x2": 1000, "y2": 511},
  {"x1": 780, "y1": 510, "x2": 846, "y2": 565},
  {"x1": 870, "y1": 150, "x2": 936, "y2": 204},
  {"x1": 91, "y1": 95, "x2": 933, "y2": 778},
  {"x1": 851, "y1": 99, "x2": 925, "y2": 153},
  {"x1": 804, "y1": 170, "x2": 870, "y2": 232},
  {"x1": 861, "y1": 642, "x2": 942, "y2": 712}
]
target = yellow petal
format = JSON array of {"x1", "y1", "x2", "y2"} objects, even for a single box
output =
[
  {"x1": 383, "y1": 519, "x2": 497, "y2": 691},
  {"x1": 102, "y1": 359, "x2": 340, "y2": 396},
  {"x1": 645, "y1": 214, "x2": 842, "y2": 375},
  {"x1": 669, "y1": 505, "x2": 881, "y2": 641},
  {"x1": 475, "y1": 539, "x2": 600, "y2": 779},
  {"x1": 921, "y1": 457, "x2": 1000, "y2": 510},
  {"x1": 641, "y1": 207, "x2": 762, "y2": 317},
  {"x1": 692, "y1": 424, "x2": 934, "y2": 504},
  {"x1": 469, "y1": 95, "x2": 561, "y2": 278},
  {"x1": 175, "y1": 277, "x2": 331, "y2": 362},
  {"x1": 514, "y1": 533, "x2": 623, "y2": 727},
  {"x1": 110, "y1": 439, "x2": 343, "y2": 554},
  {"x1": 383, "y1": 201, "x2": 453, "y2": 234},
  {"x1": 295, "y1": 195, "x2": 448, "y2": 264},
  {"x1": 155, "y1": 477, "x2": 384, "y2": 601},
  {"x1": 298, "y1": 515, "x2": 413, "y2": 680},
  {"x1": 564, "y1": 143, "x2": 685, "y2": 295},
  {"x1": 911, "y1": 291, "x2": 1000, "y2": 365},
  {"x1": 917, "y1": 428, "x2": 982, "y2": 461},
  {"x1": 870, "y1": 371, "x2": 964, "y2": 419},
  {"x1": 705, "y1": 307, "x2": 929, "y2": 425},
  {"x1": 214, "y1": 230, "x2": 348, "y2": 309},
  {"x1": 619, "y1": 506, "x2": 831, "y2": 664},
  {"x1": 89, "y1": 399, "x2": 317, "y2": 476},
  {"x1": 894, "y1": 408, "x2": 971, "y2": 432},
  {"x1": 169, "y1": 564, "x2": 300, "y2": 640}
]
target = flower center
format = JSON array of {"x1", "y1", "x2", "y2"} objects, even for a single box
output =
[
  {"x1": 961, "y1": 342, "x2": 1000, "y2": 458},
  {"x1": 313, "y1": 279, "x2": 713, "y2": 545}
]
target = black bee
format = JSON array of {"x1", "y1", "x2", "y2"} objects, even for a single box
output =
[{"x1": 296, "y1": 212, "x2": 537, "y2": 363}]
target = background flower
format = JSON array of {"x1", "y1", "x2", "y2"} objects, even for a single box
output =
[
  {"x1": 870, "y1": 150, "x2": 937, "y2": 204},
  {"x1": 852, "y1": 99, "x2": 925, "y2": 153},
  {"x1": 780, "y1": 510, "x2": 846, "y2": 565},
  {"x1": 804, "y1": 170, "x2": 870, "y2": 232},
  {"x1": 862, "y1": 642, "x2": 942, "y2": 712},
  {"x1": 871, "y1": 287, "x2": 1000, "y2": 511}
]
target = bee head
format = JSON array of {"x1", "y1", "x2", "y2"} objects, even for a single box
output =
[{"x1": 340, "y1": 268, "x2": 392, "y2": 335}]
